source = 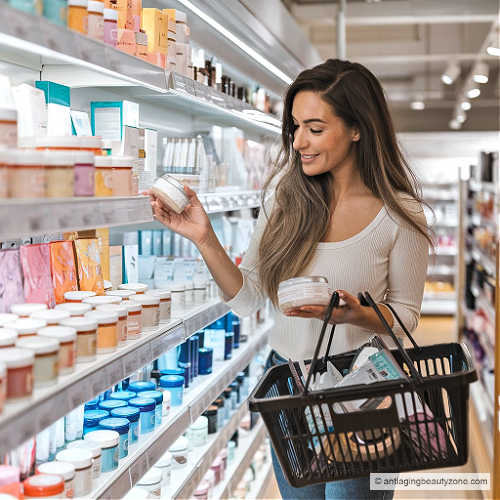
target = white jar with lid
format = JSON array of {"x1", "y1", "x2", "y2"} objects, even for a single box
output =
[
  {"x1": 106, "y1": 290, "x2": 136, "y2": 301},
  {"x1": 64, "y1": 291, "x2": 96, "y2": 303},
  {"x1": 188, "y1": 416, "x2": 208, "y2": 447},
  {"x1": 56, "y1": 448, "x2": 93, "y2": 497},
  {"x1": 184, "y1": 283, "x2": 194, "y2": 307},
  {"x1": 37, "y1": 461, "x2": 76, "y2": 498},
  {"x1": 31, "y1": 309, "x2": 70, "y2": 326},
  {"x1": 85, "y1": 311, "x2": 119, "y2": 353},
  {"x1": 130, "y1": 295, "x2": 159, "y2": 330},
  {"x1": 16, "y1": 336, "x2": 59, "y2": 388},
  {"x1": 169, "y1": 436, "x2": 189, "y2": 469},
  {"x1": 154, "y1": 451, "x2": 171, "y2": 493},
  {"x1": 60, "y1": 317, "x2": 97, "y2": 362},
  {"x1": 67, "y1": 439, "x2": 102, "y2": 479},
  {"x1": 0, "y1": 313, "x2": 18, "y2": 327},
  {"x1": 151, "y1": 174, "x2": 190, "y2": 214},
  {"x1": 83, "y1": 295, "x2": 122, "y2": 308},
  {"x1": 136, "y1": 468, "x2": 162, "y2": 497},
  {"x1": 277, "y1": 276, "x2": 331, "y2": 313},
  {"x1": 10, "y1": 318, "x2": 47, "y2": 338},
  {"x1": 119, "y1": 283, "x2": 148, "y2": 294},
  {"x1": 146, "y1": 290, "x2": 171, "y2": 322},
  {"x1": 0, "y1": 328, "x2": 17, "y2": 348},
  {"x1": 170, "y1": 285, "x2": 185, "y2": 313},
  {"x1": 123, "y1": 302, "x2": 142, "y2": 339},
  {"x1": 38, "y1": 326, "x2": 77, "y2": 374},
  {"x1": 96, "y1": 304, "x2": 128, "y2": 344},
  {"x1": 55, "y1": 302, "x2": 92, "y2": 317},
  {"x1": 10, "y1": 303, "x2": 47, "y2": 318}
]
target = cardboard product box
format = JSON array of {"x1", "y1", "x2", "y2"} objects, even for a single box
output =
[
  {"x1": 35, "y1": 81, "x2": 72, "y2": 136},
  {"x1": 73, "y1": 238, "x2": 105, "y2": 294},
  {"x1": 163, "y1": 8, "x2": 176, "y2": 33},
  {"x1": 109, "y1": 246, "x2": 123, "y2": 288},
  {"x1": 116, "y1": 28, "x2": 137, "y2": 58},
  {"x1": 0, "y1": 248, "x2": 24, "y2": 313},
  {"x1": 96, "y1": 228, "x2": 110, "y2": 281},
  {"x1": 49, "y1": 240, "x2": 78, "y2": 304},
  {"x1": 141, "y1": 8, "x2": 163, "y2": 53},
  {"x1": 117, "y1": 0, "x2": 141, "y2": 31},
  {"x1": 90, "y1": 99, "x2": 139, "y2": 141},
  {"x1": 144, "y1": 128, "x2": 158, "y2": 178},
  {"x1": 135, "y1": 29, "x2": 149, "y2": 60}
]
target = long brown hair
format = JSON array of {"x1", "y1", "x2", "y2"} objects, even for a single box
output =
[{"x1": 259, "y1": 58, "x2": 432, "y2": 307}]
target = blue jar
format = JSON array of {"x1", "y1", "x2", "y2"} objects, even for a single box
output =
[
  {"x1": 99, "y1": 400, "x2": 127, "y2": 412},
  {"x1": 110, "y1": 406, "x2": 140, "y2": 444},
  {"x1": 224, "y1": 332, "x2": 233, "y2": 360},
  {"x1": 128, "y1": 381, "x2": 156, "y2": 394},
  {"x1": 84, "y1": 398, "x2": 99, "y2": 411},
  {"x1": 109, "y1": 391, "x2": 136, "y2": 403},
  {"x1": 189, "y1": 335, "x2": 199, "y2": 378},
  {"x1": 85, "y1": 430, "x2": 120, "y2": 473},
  {"x1": 140, "y1": 391, "x2": 164, "y2": 426},
  {"x1": 43, "y1": 0, "x2": 66, "y2": 26},
  {"x1": 83, "y1": 410, "x2": 109, "y2": 435},
  {"x1": 232, "y1": 319, "x2": 240, "y2": 349},
  {"x1": 198, "y1": 347, "x2": 213, "y2": 375},
  {"x1": 129, "y1": 397, "x2": 155, "y2": 434},
  {"x1": 160, "y1": 368, "x2": 184, "y2": 377},
  {"x1": 99, "y1": 418, "x2": 130, "y2": 459},
  {"x1": 159, "y1": 375, "x2": 184, "y2": 407},
  {"x1": 178, "y1": 341, "x2": 191, "y2": 386}
]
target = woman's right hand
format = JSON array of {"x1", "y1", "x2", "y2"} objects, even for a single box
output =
[{"x1": 148, "y1": 185, "x2": 213, "y2": 246}]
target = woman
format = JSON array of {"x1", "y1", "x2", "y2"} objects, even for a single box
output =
[{"x1": 150, "y1": 58, "x2": 431, "y2": 500}]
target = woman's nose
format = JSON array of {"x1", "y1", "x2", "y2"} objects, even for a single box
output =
[{"x1": 292, "y1": 127, "x2": 308, "y2": 151}]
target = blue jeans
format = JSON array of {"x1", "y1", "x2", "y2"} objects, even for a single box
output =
[{"x1": 266, "y1": 351, "x2": 396, "y2": 500}]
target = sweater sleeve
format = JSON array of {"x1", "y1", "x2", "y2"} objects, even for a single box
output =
[
  {"x1": 221, "y1": 198, "x2": 272, "y2": 317},
  {"x1": 385, "y1": 204, "x2": 429, "y2": 336}
]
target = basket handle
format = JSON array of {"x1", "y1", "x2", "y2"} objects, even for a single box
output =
[
  {"x1": 361, "y1": 291, "x2": 423, "y2": 383},
  {"x1": 303, "y1": 291, "x2": 340, "y2": 393}
]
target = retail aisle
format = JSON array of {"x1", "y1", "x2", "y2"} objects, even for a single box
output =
[{"x1": 260, "y1": 316, "x2": 484, "y2": 500}]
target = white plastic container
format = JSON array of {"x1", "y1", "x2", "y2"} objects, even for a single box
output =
[
  {"x1": 146, "y1": 290, "x2": 171, "y2": 322},
  {"x1": 64, "y1": 291, "x2": 96, "y2": 303},
  {"x1": 136, "y1": 468, "x2": 162, "y2": 497},
  {"x1": 37, "y1": 461, "x2": 75, "y2": 498},
  {"x1": 10, "y1": 318, "x2": 47, "y2": 337},
  {"x1": 0, "y1": 328, "x2": 17, "y2": 348},
  {"x1": 67, "y1": 440, "x2": 102, "y2": 480},
  {"x1": 123, "y1": 302, "x2": 142, "y2": 339},
  {"x1": 154, "y1": 451, "x2": 171, "y2": 494},
  {"x1": 95, "y1": 304, "x2": 128, "y2": 344},
  {"x1": 151, "y1": 174, "x2": 189, "y2": 214},
  {"x1": 55, "y1": 302, "x2": 92, "y2": 317},
  {"x1": 83, "y1": 296, "x2": 122, "y2": 308},
  {"x1": 130, "y1": 295, "x2": 159, "y2": 330},
  {"x1": 16, "y1": 336, "x2": 59, "y2": 388},
  {"x1": 169, "y1": 436, "x2": 189, "y2": 469},
  {"x1": 0, "y1": 313, "x2": 18, "y2": 327},
  {"x1": 60, "y1": 317, "x2": 98, "y2": 362},
  {"x1": 277, "y1": 276, "x2": 331, "y2": 312},
  {"x1": 55, "y1": 448, "x2": 93, "y2": 497},
  {"x1": 38, "y1": 326, "x2": 77, "y2": 374},
  {"x1": 118, "y1": 283, "x2": 148, "y2": 294},
  {"x1": 106, "y1": 290, "x2": 136, "y2": 301},
  {"x1": 10, "y1": 303, "x2": 47, "y2": 317},
  {"x1": 31, "y1": 309, "x2": 70, "y2": 326}
]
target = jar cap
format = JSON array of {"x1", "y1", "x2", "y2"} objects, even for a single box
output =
[
  {"x1": 56, "y1": 448, "x2": 93, "y2": 468},
  {"x1": 38, "y1": 326, "x2": 77, "y2": 342},
  {"x1": 0, "y1": 328, "x2": 17, "y2": 346},
  {"x1": 128, "y1": 397, "x2": 156, "y2": 411},
  {"x1": 159, "y1": 375, "x2": 184, "y2": 388},
  {"x1": 85, "y1": 311, "x2": 119, "y2": 324},
  {"x1": 56, "y1": 303, "x2": 93, "y2": 316},
  {"x1": 0, "y1": 348, "x2": 34, "y2": 368},
  {"x1": 88, "y1": 0, "x2": 103, "y2": 12},
  {"x1": 124, "y1": 302, "x2": 142, "y2": 313},
  {"x1": 128, "y1": 381, "x2": 156, "y2": 392},
  {"x1": 111, "y1": 156, "x2": 134, "y2": 168},
  {"x1": 16, "y1": 335, "x2": 59, "y2": 354},
  {"x1": 106, "y1": 290, "x2": 136, "y2": 299},
  {"x1": 160, "y1": 368, "x2": 183, "y2": 376},
  {"x1": 35, "y1": 134, "x2": 100, "y2": 148},
  {"x1": 10, "y1": 303, "x2": 47, "y2": 315},
  {"x1": 84, "y1": 429, "x2": 120, "y2": 448},
  {"x1": 0, "y1": 313, "x2": 18, "y2": 326},
  {"x1": 140, "y1": 390, "x2": 163, "y2": 404},
  {"x1": 37, "y1": 461, "x2": 75, "y2": 481},
  {"x1": 10, "y1": 149, "x2": 45, "y2": 166},
  {"x1": 64, "y1": 291, "x2": 96, "y2": 301},
  {"x1": 31, "y1": 309, "x2": 70, "y2": 322},
  {"x1": 99, "y1": 417, "x2": 130, "y2": 434},
  {"x1": 83, "y1": 295, "x2": 122, "y2": 306},
  {"x1": 11, "y1": 318, "x2": 48, "y2": 334},
  {"x1": 0, "y1": 361, "x2": 5, "y2": 377},
  {"x1": 0, "y1": 107, "x2": 17, "y2": 121},
  {"x1": 72, "y1": 151, "x2": 94, "y2": 164},
  {"x1": 278, "y1": 276, "x2": 328, "y2": 292},
  {"x1": 66, "y1": 440, "x2": 101, "y2": 458},
  {"x1": 84, "y1": 409, "x2": 109, "y2": 423},
  {"x1": 146, "y1": 289, "x2": 171, "y2": 300},
  {"x1": 191, "y1": 415, "x2": 208, "y2": 430},
  {"x1": 98, "y1": 399, "x2": 127, "y2": 411},
  {"x1": 171, "y1": 284, "x2": 185, "y2": 292},
  {"x1": 94, "y1": 156, "x2": 113, "y2": 167},
  {"x1": 59, "y1": 317, "x2": 97, "y2": 331},
  {"x1": 119, "y1": 283, "x2": 148, "y2": 293},
  {"x1": 42, "y1": 150, "x2": 74, "y2": 166},
  {"x1": 96, "y1": 304, "x2": 127, "y2": 317},
  {"x1": 169, "y1": 435, "x2": 188, "y2": 453},
  {"x1": 130, "y1": 295, "x2": 160, "y2": 306},
  {"x1": 23, "y1": 474, "x2": 64, "y2": 497},
  {"x1": 110, "y1": 406, "x2": 140, "y2": 421},
  {"x1": 109, "y1": 390, "x2": 136, "y2": 401},
  {"x1": 137, "y1": 468, "x2": 162, "y2": 486},
  {"x1": 103, "y1": 7, "x2": 118, "y2": 20}
]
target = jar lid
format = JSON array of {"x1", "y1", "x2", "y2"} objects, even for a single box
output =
[
  {"x1": 96, "y1": 304, "x2": 127, "y2": 317},
  {"x1": 66, "y1": 440, "x2": 102, "y2": 458},
  {"x1": 153, "y1": 175, "x2": 189, "y2": 199},
  {"x1": 59, "y1": 317, "x2": 97, "y2": 331},
  {"x1": 10, "y1": 149, "x2": 45, "y2": 166},
  {"x1": 278, "y1": 276, "x2": 328, "y2": 291},
  {"x1": 23, "y1": 474, "x2": 64, "y2": 497},
  {"x1": 176, "y1": 10, "x2": 187, "y2": 23},
  {"x1": 64, "y1": 291, "x2": 96, "y2": 301},
  {"x1": 191, "y1": 415, "x2": 208, "y2": 430},
  {"x1": 88, "y1": 0, "x2": 103, "y2": 12},
  {"x1": 140, "y1": 390, "x2": 163, "y2": 405},
  {"x1": 42, "y1": 150, "x2": 74, "y2": 166},
  {"x1": 169, "y1": 436, "x2": 188, "y2": 453},
  {"x1": 160, "y1": 368, "x2": 184, "y2": 377},
  {"x1": 0, "y1": 107, "x2": 17, "y2": 121},
  {"x1": 84, "y1": 429, "x2": 120, "y2": 448},
  {"x1": 83, "y1": 295, "x2": 122, "y2": 306},
  {"x1": 0, "y1": 148, "x2": 14, "y2": 165},
  {"x1": 146, "y1": 289, "x2": 171, "y2": 300},
  {"x1": 98, "y1": 399, "x2": 127, "y2": 411},
  {"x1": 72, "y1": 151, "x2": 94, "y2": 164},
  {"x1": 0, "y1": 313, "x2": 18, "y2": 326},
  {"x1": 17, "y1": 335, "x2": 59, "y2": 354},
  {"x1": 0, "y1": 348, "x2": 34, "y2": 368},
  {"x1": 94, "y1": 156, "x2": 113, "y2": 167},
  {"x1": 124, "y1": 302, "x2": 142, "y2": 313},
  {"x1": 128, "y1": 397, "x2": 155, "y2": 411},
  {"x1": 84, "y1": 398, "x2": 99, "y2": 410},
  {"x1": 37, "y1": 461, "x2": 75, "y2": 481},
  {"x1": 11, "y1": 303, "x2": 47, "y2": 315},
  {"x1": 137, "y1": 468, "x2": 162, "y2": 486},
  {"x1": 109, "y1": 390, "x2": 136, "y2": 401},
  {"x1": 128, "y1": 381, "x2": 156, "y2": 393},
  {"x1": 0, "y1": 328, "x2": 17, "y2": 346},
  {"x1": 56, "y1": 448, "x2": 93, "y2": 468},
  {"x1": 110, "y1": 406, "x2": 140, "y2": 422},
  {"x1": 155, "y1": 451, "x2": 171, "y2": 468},
  {"x1": 84, "y1": 409, "x2": 109, "y2": 424},
  {"x1": 78, "y1": 136, "x2": 103, "y2": 148},
  {"x1": 111, "y1": 156, "x2": 134, "y2": 168},
  {"x1": 10, "y1": 318, "x2": 47, "y2": 334},
  {"x1": 130, "y1": 295, "x2": 160, "y2": 306},
  {"x1": 99, "y1": 417, "x2": 130, "y2": 434},
  {"x1": 38, "y1": 326, "x2": 77, "y2": 342},
  {"x1": 171, "y1": 284, "x2": 185, "y2": 292},
  {"x1": 103, "y1": 7, "x2": 118, "y2": 20},
  {"x1": 85, "y1": 311, "x2": 119, "y2": 325},
  {"x1": 56, "y1": 303, "x2": 93, "y2": 316},
  {"x1": 31, "y1": 309, "x2": 70, "y2": 323},
  {"x1": 159, "y1": 375, "x2": 184, "y2": 388},
  {"x1": 119, "y1": 283, "x2": 148, "y2": 293},
  {"x1": 106, "y1": 290, "x2": 136, "y2": 299}
]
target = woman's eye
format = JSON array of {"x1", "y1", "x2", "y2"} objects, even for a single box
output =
[{"x1": 311, "y1": 129, "x2": 323, "y2": 134}]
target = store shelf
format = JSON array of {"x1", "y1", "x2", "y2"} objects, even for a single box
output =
[
  {"x1": 214, "y1": 421, "x2": 266, "y2": 499},
  {"x1": 199, "y1": 190, "x2": 261, "y2": 214},
  {"x1": 248, "y1": 461, "x2": 273, "y2": 500},
  {"x1": 433, "y1": 246, "x2": 458, "y2": 256},
  {"x1": 430, "y1": 221, "x2": 458, "y2": 228},
  {"x1": 427, "y1": 265, "x2": 455, "y2": 276},
  {"x1": 0, "y1": 298, "x2": 231, "y2": 456},
  {"x1": 93, "y1": 321, "x2": 271, "y2": 499},
  {"x1": 421, "y1": 299, "x2": 456, "y2": 315},
  {"x1": 0, "y1": 196, "x2": 153, "y2": 241}
]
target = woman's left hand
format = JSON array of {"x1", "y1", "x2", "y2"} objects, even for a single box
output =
[{"x1": 284, "y1": 290, "x2": 366, "y2": 326}]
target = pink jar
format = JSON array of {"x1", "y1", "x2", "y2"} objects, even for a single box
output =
[
  {"x1": 111, "y1": 156, "x2": 133, "y2": 196},
  {"x1": 0, "y1": 348, "x2": 34, "y2": 401},
  {"x1": 73, "y1": 151, "x2": 95, "y2": 196},
  {"x1": 8, "y1": 150, "x2": 46, "y2": 198},
  {"x1": 104, "y1": 8, "x2": 118, "y2": 46}
]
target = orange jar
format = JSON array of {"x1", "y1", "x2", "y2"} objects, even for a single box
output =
[
  {"x1": 86, "y1": 311, "x2": 118, "y2": 353},
  {"x1": 94, "y1": 156, "x2": 113, "y2": 196},
  {"x1": 68, "y1": 0, "x2": 89, "y2": 34},
  {"x1": 44, "y1": 151, "x2": 74, "y2": 198},
  {"x1": 111, "y1": 156, "x2": 133, "y2": 196},
  {"x1": 8, "y1": 150, "x2": 46, "y2": 198}
]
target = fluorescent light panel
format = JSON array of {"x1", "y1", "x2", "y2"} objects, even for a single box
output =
[{"x1": 175, "y1": 0, "x2": 293, "y2": 85}]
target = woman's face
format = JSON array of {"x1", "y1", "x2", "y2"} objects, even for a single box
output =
[{"x1": 291, "y1": 90, "x2": 359, "y2": 176}]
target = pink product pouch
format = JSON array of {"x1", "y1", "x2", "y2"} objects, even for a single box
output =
[
  {"x1": 0, "y1": 249, "x2": 25, "y2": 313},
  {"x1": 20, "y1": 244, "x2": 56, "y2": 308}
]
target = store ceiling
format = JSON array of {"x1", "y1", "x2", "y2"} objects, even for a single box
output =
[{"x1": 281, "y1": 0, "x2": 500, "y2": 131}]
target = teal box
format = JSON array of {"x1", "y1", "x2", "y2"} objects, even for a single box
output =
[
  {"x1": 35, "y1": 81, "x2": 71, "y2": 107},
  {"x1": 153, "y1": 231, "x2": 163, "y2": 256},
  {"x1": 90, "y1": 101, "x2": 139, "y2": 141}
]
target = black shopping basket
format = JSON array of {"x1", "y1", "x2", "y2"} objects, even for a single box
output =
[{"x1": 248, "y1": 291, "x2": 477, "y2": 487}]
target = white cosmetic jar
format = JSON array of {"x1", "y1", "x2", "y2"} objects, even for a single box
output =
[
  {"x1": 277, "y1": 276, "x2": 330, "y2": 313},
  {"x1": 151, "y1": 174, "x2": 189, "y2": 214}
]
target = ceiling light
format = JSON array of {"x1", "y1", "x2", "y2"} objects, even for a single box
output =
[
  {"x1": 441, "y1": 62, "x2": 460, "y2": 85},
  {"x1": 449, "y1": 119, "x2": 461, "y2": 130},
  {"x1": 486, "y1": 45, "x2": 500, "y2": 56},
  {"x1": 473, "y1": 62, "x2": 489, "y2": 84},
  {"x1": 175, "y1": 0, "x2": 293, "y2": 85},
  {"x1": 466, "y1": 87, "x2": 481, "y2": 99},
  {"x1": 410, "y1": 100, "x2": 425, "y2": 110},
  {"x1": 461, "y1": 100, "x2": 471, "y2": 111}
]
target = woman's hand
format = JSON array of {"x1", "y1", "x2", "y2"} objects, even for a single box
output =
[
  {"x1": 147, "y1": 185, "x2": 213, "y2": 246},
  {"x1": 284, "y1": 290, "x2": 365, "y2": 325}
]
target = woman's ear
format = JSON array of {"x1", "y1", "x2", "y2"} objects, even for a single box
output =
[{"x1": 352, "y1": 128, "x2": 360, "y2": 142}]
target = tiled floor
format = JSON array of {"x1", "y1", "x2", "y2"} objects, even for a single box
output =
[{"x1": 260, "y1": 316, "x2": 488, "y2": 500}]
